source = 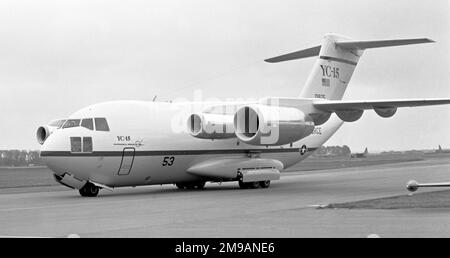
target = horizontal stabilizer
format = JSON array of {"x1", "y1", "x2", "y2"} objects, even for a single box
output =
[
  {"x1": 265, "y1": 45, "x2": 321, "y2": 63},
  {"x1": 264, "y1": 37, "x2": 434, "y2": 63},
  {"x1": 313, "y1": 98, "x2": 450, "y2": 112},
  {"x1": 335, "y1": 38, "x2": 434, "y2": 50}
]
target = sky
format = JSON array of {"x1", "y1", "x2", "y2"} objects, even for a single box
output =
[{"x1": 0, "y1": 0, "x2": 448, "y2": 152}]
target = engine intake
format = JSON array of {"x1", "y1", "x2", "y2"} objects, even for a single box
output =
[
  {"x1": 36, "y1": 125, "x2": 51, "y2": 145},
  {"x1": 233, "y1": 104, "x2": 314, "y2": 146}
]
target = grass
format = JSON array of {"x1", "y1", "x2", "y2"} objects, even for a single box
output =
[
  {"x1": 0, "y1": 167, "x2": 58, "y2": 188},
  {"x1": 327, "y1": 190, "x2": 450, "y2": 209},
  {"x1": 285, "y1": 153, "x2": 424, "y2": 172}
]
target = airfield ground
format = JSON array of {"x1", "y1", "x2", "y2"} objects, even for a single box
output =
[
  {"x1": 328, "y1": 189, "x2": 450, "y2": 209},
  {"x1": 0, "y1": 153, "x2": 449, "y2": 237},
  {"x1": 0, "y1": 153, "x2": 428, "y2": 190}
]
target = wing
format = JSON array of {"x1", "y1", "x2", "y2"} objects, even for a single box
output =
[{"x1": 313, "y1": 98, "x2": 450, "y2": 111}]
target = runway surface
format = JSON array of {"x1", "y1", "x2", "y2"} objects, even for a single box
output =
[{"x1": 1, "y1": 156, "x2": 450, "y2": 237}]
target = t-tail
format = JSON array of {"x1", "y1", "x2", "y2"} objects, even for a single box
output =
[{"x1": 265, "y1": 33, "x2": 434, "y2": 100}]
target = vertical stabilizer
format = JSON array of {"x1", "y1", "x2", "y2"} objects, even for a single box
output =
[
  {"x1": 265, "y1": 34, "x2": 433, "y2": 100},
  {"x1": 300, "y1": 34, "x2": 362, "y2": 100}
]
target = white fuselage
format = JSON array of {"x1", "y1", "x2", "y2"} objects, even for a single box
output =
[{"x1": 40, "y1": 100, "x2": 343, "y2": 188}]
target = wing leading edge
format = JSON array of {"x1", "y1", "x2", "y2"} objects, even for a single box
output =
[{"x1": 313, "y1": 98, "x2": 450, "y2": 112}]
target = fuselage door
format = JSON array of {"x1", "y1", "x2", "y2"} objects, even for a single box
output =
[{"x1": 118, "y1": 147, "x2": 135, "y2": 175}]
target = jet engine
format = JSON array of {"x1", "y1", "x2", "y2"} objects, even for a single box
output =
[
  {"x1": 233, "y1": 104, "x2": 314, "y2": 146},
  {"x1": 187, "y1": 113, "x2": 236, "y2": 139},
  {"x1": 336, "y1": 110, "x2": 364, "y2": 122},
  {"x1": 36, "y1": 125, "x2": 52, "y2": 145},
  {"x1": 374, "y1": 107, "x2": 397, "y2": 118},
  {"x1": 36, "y1": 119, "x2": 66, "y2": 144}
]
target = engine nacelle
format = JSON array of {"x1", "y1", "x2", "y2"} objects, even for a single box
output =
[
  {"x1": 36, "y1": 125, "x2": 52, "y2": 145},
  {"x1": 233, "y1": 104, "x2": 315, "y2": 146},
  {"x1": 336, "y1": 110, "x2": 364, "y2": 122},
  {"x1": 309, "y1": 112, "x2": 332, "y2": 126},
  {"x1": 36, "y1": 119, "x2": 66, "y2": 144},
  {"x1": 187, "y1": 113, "x2": 236, "y2": 139},
  {"x1": 374, "y1": 107, "x2": 397, "y2": 118}
]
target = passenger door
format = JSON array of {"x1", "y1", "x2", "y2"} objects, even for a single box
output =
[{"x1": 118, "y1": 147, "x2": 135, "y2": 175}]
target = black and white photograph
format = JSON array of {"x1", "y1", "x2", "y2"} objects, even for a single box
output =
[{"x1": 0, "y1": 0, "x2": 449, "y2": 245}]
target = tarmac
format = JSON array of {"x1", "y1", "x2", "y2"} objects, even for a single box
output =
[{"x1": 0, "y1": 157, "x2": 449, "y2": 237}]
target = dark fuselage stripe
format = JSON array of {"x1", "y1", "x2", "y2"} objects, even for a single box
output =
[
  {"x1": 40, "y1": 148, "x2": 318, "y2": 157},
  {"x1": 319, "y1": 55, "x2": 357, "y2": 66}
]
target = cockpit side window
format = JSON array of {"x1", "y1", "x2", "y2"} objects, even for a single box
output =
[
  {"x1": 83, "y1": 137, "x2": 93, "y2": 152},
  {"x1": 63, "y1": 119, "x2": 81, "y2": 129},
  {"x1": 70, "y1": 137, "x2": 82, "y2": 152},
  {"x1": 95, "y1": 118, "x2": 110, "y2": 131},
  {"x1": 81, "y1": 118, "x2": 94, "y2": 130}
]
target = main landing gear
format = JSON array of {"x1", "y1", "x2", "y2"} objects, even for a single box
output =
[
  {"x1": 79, "y1": 182, "x2": 100, "y2": 197},
  {"x1": 238, "y1": 180, "x2": 271, "y2": 189},
  {"x1": 176, "y1": 181, "x2": 206, "y2": 190}
]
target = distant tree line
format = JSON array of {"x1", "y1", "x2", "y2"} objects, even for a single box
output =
[
  {"x1": 312, "y1": 145, "x2": 351, "y2": 157},
  {"x1": 0, "y1": 150, "x2": 44, "y2": 167}
]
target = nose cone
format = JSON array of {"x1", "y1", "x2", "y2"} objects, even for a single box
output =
[
  {"x1": 40, "y1": 131, "x2": 67, "y2": 176},
  {"x1": 40, "y1": 130, "x2": 60, "y2": 156}
]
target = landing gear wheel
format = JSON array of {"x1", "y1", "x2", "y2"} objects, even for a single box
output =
[
  {"x1": 79, "y1": 182, "x2": 100, "y2": 197},
  {"x1": 194, "y1": 181, "x2": 206, "y2": 190},
  {"x1": 176, "y1": 183, "x2": 187, "y2": 190},
  {"x1": 176, "y1": 182, "x2": 206, "y2": 190},
  {"x1": 249, "y1": 181, "x2": 260, "y2": 189},
  {"x1": 260, "y1": 180, "x2": 271, "y2": 188},
  {"x1": 239, "y1": 180, "x2": 249, "y2": 189},
  {"x1": 239, "y1": 181, "x2": 261, "y2": 189}
]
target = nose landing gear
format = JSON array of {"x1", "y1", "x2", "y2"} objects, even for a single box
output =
[{"x1": 79, "y1": 182, "x2": 100, "y2": 197}]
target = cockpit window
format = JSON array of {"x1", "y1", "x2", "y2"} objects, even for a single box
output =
[
  {"x1": 81, "y1": 118, "x2": 94, "y2": 130},
  {"x1": 49, "y1": 119, "x2": 67, "y2": 128},
  {"x1": 83, "y1": 137, "x2": 93, "y2": 152},
  {"x1": 95, "y1": 118, "x2": 110, "y2": 131},
  {"x1": 70, "y1": 137, "x2": 82, "y2": 152},
  {"x1": 62, "y1": 119, "x2": 81, "y2": 129}
]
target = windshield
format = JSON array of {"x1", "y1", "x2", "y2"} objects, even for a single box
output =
[
  {"x1": 62, "y1": 119, "x2": 81, "y2": 129},
  {"x1": 81, "y1": 118, "x2": 94, "y2": 130},
  {"x1": 59, "y1": 117, "x2": 110, "y2": 131},
  {"x1": 95, "y1": 118, "x2": 110, "y2": 131},
  {"x1": 49, "y1": 119, "x2": 67, "y2": 128}
]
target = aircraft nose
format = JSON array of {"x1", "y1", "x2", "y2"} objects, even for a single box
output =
[
  {"x1": 40, "y1": 132, "x2": 57, "y2": 156},
  {"x1": 39, "y1": 131, "x2": 66, "y2": 176}
]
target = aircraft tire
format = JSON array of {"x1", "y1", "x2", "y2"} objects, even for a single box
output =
[
  {"x1": 176, "y1": 182, "x2": 205, "y2": 190},
  {"x1": 79, "y1": 187, "x2": 87, "y2": 196},
  {"x1": 260, "y1": 180, "x2": 271, "y2": 188},
  {"x1": 79, "y1": 182, "x2": 99, "y2": 197},
  {"x1": 238, "y1": 180, "x2": 248, "y2": 189},
  {"x1": 249, "y1": 181, "x2": 260, "y2": 189},
  {"x1": 239, "y1": 181, "x2": 261, "y2": 189},
  {"x1": 194, "y1": 181, "x2": 206, "y2": 190},
  {"x1": 176, "y1": 183, "x2": 186, "y2": 190}
]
